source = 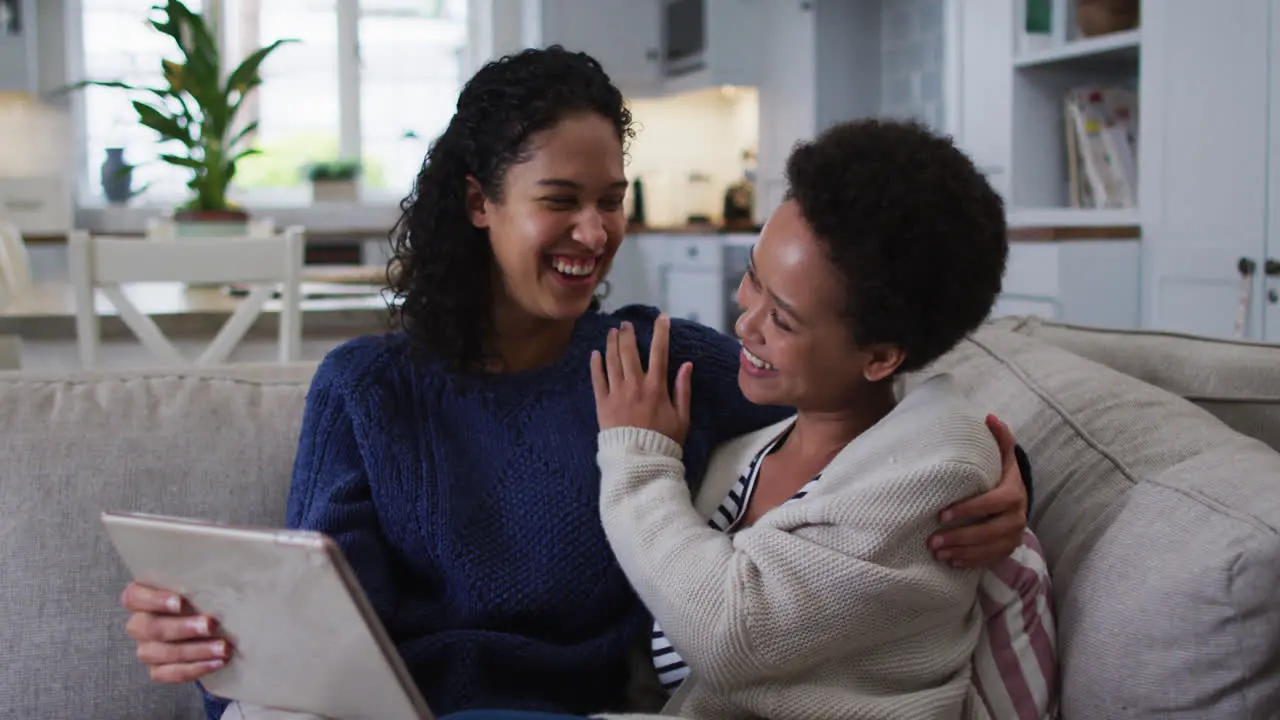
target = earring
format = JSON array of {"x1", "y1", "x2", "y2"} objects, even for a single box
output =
[{"x1": 594, "y1": 279, "x2": 612, "y2": 301}]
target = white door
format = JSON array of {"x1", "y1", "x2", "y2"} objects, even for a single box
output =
[
  {"x1": 537, "y1": 0, "x2": 661, "y2": 98},
  {"x1": 1141, "y1": 0, "x2": 1271, "y2": 339}
]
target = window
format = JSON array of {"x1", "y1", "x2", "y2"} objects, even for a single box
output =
[
  {"x1": 223, "y1": 0, "x2": 342, "y2": 200},
  {"x1": 358, "y1": 0, "x2": 467, "y2": 197},
  {"x1": 80, "y1": 0, "x2": 206, "y2": 204},
  {"x1": 76, "y1": 0, "x2": 468, "y2": 206}
]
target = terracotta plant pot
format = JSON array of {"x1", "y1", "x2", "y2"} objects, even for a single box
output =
[{"x1": 1076, "y1": 0, "x2": 1139, "y2": 37}]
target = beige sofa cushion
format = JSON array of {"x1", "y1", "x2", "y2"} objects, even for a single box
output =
[
  {"x1": 908, "y1": 327, "x2": 1280, "y2": 719},
  {"x1": 993, "y1": 316, "x2": 1280, "y2": 452},
  {"x1": 0, "y1": 364, "x2": 315, "y2": 720}
]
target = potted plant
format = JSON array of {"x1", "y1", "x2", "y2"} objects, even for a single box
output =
[
  {"x1": 61, "y1": 0, "x2": 295, "y2": 235},
  {"x1": 305, "y1": 160, "x2": 362, "y2": 203}
]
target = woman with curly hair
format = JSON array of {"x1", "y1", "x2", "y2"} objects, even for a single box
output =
[{"x1": 116, "y1": 48, "x2": 1034, "y2": 719}]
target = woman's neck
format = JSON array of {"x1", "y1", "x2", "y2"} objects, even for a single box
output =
[
  {"x1": 486, "y1": 300, "x2": 579, "y2": 373},
  {"x1": 787, "y1": 382, "x2": 898, "y2": 464}
]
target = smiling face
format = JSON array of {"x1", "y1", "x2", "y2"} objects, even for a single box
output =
[
  {"x1": 467, "y1": 112, "x2": 628, "y2": 324},
  {"x1": 734, "y1": 199, "x2": 905, "y2": 411}
]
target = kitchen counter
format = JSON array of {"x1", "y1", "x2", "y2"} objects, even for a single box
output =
[{"x1": 633, "y1": 223, "x2": 1141, "y2": 243}]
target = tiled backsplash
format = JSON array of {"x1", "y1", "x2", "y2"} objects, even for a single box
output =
[
  {"x1": 624, "y1": 86, "x2": 759, "y2": 227},
  {"x1": 879, "y1": 0, "x2": 946, "y2": 132}
]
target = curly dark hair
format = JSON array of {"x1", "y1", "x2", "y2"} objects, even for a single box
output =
[
  {"x1": 385, "y1": 46, "x2": 634, "y2": 372},
  {"x1": 784, "y1": 118, "x2": 1007, "y2": 374}
]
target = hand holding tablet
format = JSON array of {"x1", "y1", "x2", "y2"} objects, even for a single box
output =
[{"x1": 103, "y1": 511, "x2": 435, "y2": 720}]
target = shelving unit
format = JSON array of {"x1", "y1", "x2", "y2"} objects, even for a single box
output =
[
  {"x1": 1007, "y1": 207, "x2": 1138, "y2": 228},
  {"x1": 1013, "y1": 28, "x2": 1139, "y2": 68},
  {"x1": 1008, "y1": 0, "x2": 1140, "y2": 226}
]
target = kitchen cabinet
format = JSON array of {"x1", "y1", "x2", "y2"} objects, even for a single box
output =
[
  {"x1": 533, "y1": 0, "x2": 663, "y2": 98},
  {"x1": 658, "y1": 0, "x2": 766, "y2": 97},
  {"x1": 530, "y1": 0, "x2": 765, "y2": 100},
  {"x1": 600, "y1": 234, "x2": 729, "y2": 333},
  {"x1": 991, "y1": 240, "x2": 1141, "y2": 329},
  {"x1": 0, "y1": 0, "x2": 37, "y2": 93},
  {"x1": 1139, "y1": 0, "x2": 1279, "y2": 340},
  {"x1": 663, "y1": 267, "x2": 723, "y2": 328}
]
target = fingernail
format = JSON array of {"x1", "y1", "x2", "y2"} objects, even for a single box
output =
[
  {"x1": 165, "y1": 595, "x2": 181, "y2": 613},
  {"x1": 188, "y1": 617, "x2": 210, "y2": 636},
  {"x1": 929, "y1": 536, "x2": 944, "y2": 550},
  {"x1": 621, "y1": 321, "x2": 632, "y2": 330},
  {"x1": 203, "y1": 659, "x2": 225, "y2": 670},
  {"x1": 211, "y1": 640, "x2": 227, "y2": 657},
  {"x1": 939, "y1": 511, "x2": 954, "y2": 524},
  {"x1": 938, "y1": 550, "x2": 953, "y2": 562}
]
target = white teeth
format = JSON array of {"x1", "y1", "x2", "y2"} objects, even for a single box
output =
[
  {"x1": 552, "y1": 257, "x2": 597, "y2": 276},
  {"x1": 743, "y1": 346, "x2": 775, "y2": 370}
]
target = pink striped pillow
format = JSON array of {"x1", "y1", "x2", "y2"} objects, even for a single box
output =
[{"x1": 972, "y1": 530, "x2": 1060, "y2": 720}]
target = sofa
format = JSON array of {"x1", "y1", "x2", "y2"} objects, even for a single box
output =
[{"x1": 1, "y1": 317, "x2": 1277, "y2": 720}]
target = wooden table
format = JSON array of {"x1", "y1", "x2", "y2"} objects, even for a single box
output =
[{"x1": 0, "y1": 266, "x2": 393, "y2": 340}]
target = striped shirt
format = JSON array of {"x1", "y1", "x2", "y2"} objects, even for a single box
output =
[{"x1": 651, "y1": 430, "x2": 821, "y2": 692}]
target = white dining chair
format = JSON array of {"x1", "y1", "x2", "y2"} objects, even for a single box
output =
[
  {"x1": 0, "y1": 216, "x2": 33, "y2": 309},
  {"x1": 68, "y1": 226, "x2": 305, "y2": 369}
]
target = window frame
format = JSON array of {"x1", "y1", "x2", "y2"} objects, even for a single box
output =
[{"x1": 68, "y1": 0, "x2": 467, "y2": 213}]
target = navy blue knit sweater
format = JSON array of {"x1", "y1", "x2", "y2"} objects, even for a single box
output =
[{"x1": 202, "y1": 305, "x2": 793, "y2": 719}]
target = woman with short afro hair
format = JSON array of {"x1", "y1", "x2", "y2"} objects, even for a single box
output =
[{"x1": 580, "y1": 118, "x2": 1055, "y2": 719}]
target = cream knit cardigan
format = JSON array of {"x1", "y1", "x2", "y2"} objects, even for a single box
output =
[{"x1": 596, "y1": 374, "x2": 1000, "y2": 720}]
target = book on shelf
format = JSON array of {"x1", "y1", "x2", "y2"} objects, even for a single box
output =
[{"x1": 1064, "y1": 86, "x2": 1138, "y2": 209}]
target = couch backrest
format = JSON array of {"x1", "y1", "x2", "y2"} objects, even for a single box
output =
[
  {"x1": 0, "y1": 363, "x2": 314, "y2": 720},
  {"x1": 4, "y1": 320, "x2": 1279, "y2": 720},
  {"x1": 992, "y1": 316, "x2": 1280, "y2": 452},
  {"x1": 907, "y1": 327, "x2": 1280, "y2": 719}
]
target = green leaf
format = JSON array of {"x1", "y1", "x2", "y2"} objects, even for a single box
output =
[
  {"x1": 160, "y1": 153, "x2": 205, "y2": 170},
  {"x1": 53, "y1": 79, "x2": 151, "y2": 95},
  {"x1": 225, "y1": 39, "x2": 297, "y2": 100},
  {"x1": 227, "y1": 120, "x2": 260, "y2": 151},
  {"x1": 132, "y1": 100, "x2": 192, "y2": 146}
]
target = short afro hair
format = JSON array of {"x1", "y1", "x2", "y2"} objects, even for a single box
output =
[{"x1": 784, "y1": 118, "x2": 1007, "y2": 373}]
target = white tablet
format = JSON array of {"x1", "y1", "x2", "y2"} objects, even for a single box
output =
[{"x1": 101, "y1": 511, "x2": 435, "y2": 720}]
